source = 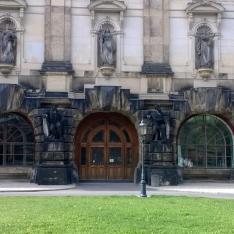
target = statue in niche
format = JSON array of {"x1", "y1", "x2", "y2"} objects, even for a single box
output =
[
  {"x1": 195, "y1": 25, "x2": 214, "y2": 69},
  {"x1": 98, "y1": 25, "x2": 116, "y2": 67},
  {"x1": 42, "y1": 106, "x2": 63, "y2": 140},
  {"x1": 0, "y1": 23, "x2": 17, "y2": 65}
]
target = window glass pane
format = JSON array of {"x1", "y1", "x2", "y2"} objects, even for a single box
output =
[
  {"x1": 108, "y1": 148, "x2": 122, "y2": 165},
  {"x1": 93, "y1": 131, "x2": 104, "y2": 142},
  {"x1": 26, "y1": 155, "x2": 34, "y2": 165},
  {"x1": 91, "y1": 148, "x2": 104, "y2": 165},
  {"x1": 14, "y1": 154, "x2": 23, "y2": 165},
  {"x1": 227, "y1": 157, "x2": 232, "y2": 168},
  {"x1": 6, "y1": 154, "x2": 13, "y2": 165},
  {"x1": 207, "y1": 157, "x2": 216, "y2": 167},
  {"x1": 109, "y1": 130, "x2": 121, "y2": 142},
  {"x1": 81, "y1": 148, "x2": 86, "y2": 165}
]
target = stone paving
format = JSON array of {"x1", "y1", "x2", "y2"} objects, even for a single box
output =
[{"x1": 0, "y1": 180, "x2": 234, "y2": 199}]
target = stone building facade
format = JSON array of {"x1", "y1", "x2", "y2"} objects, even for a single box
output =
[{"x1": 0, "y1": 0, "x2": 234, "y2": 185}]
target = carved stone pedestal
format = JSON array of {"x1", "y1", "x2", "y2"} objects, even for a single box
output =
[
  {"x1": 100, "y1": 66, "x2": 115, "y2": 76},
  {"x1": 198, "y1": 68, "x2": 213, "y2": 80},
  {"x1": 35, "y1": 164, "x2": 74, "y2": 185},
  {"x1": 0, "y1": 64, "x2": 14, "y2": 76},
  {"x1": 41, "y1": 61, "x2": 74, "y2": 92},
  {"x1": 150, "y1": 167, "x2": 183, "y2": 186},
  {"x1": 43, "y1": 72, "x2": 72, "y2": 92}
]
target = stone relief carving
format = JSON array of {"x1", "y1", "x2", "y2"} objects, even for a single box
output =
[
  {"x1": 0, "y1": 20, "x2": 17, "y2": 65},
  {"x1": 98, "y1": 24, "x2": 116, "y2": 67},
  {"x1": 195, "y1": 25, "x2": 214, "y2": 69}
]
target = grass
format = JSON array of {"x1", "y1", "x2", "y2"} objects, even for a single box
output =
[{"x1": 0, "y1": 196, "x2": 234, "y2": 234}]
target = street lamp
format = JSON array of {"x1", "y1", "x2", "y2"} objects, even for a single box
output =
[{"x1": 139, "y1": 119, "x2": 147, "y2": 197}]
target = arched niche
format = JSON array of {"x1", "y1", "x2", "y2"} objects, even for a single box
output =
[
  {"x1": 186, "y1": 0, "x2": 224, "y2": 77},
  {"x1": 89, "y1": 0, "x2": 126, "y2": 74},
  {"x1": 0, "y1": 0, "x2": 27, "y2": 76}
]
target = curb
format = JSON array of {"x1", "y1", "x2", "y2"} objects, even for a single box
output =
[{"x1": 0, "y1": 184, "x2": 77, "y2": 193}]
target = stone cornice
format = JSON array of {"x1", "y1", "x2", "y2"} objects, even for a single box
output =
[
  {"x1": 88, "y1": 0, "x2": 127, "y2": 12},
  {"x1": 186, "y1": 0, "x2": 224, "y2": 15},
  {"x1": 0, "y1": 0, "x2": 27, "y2": 9}
]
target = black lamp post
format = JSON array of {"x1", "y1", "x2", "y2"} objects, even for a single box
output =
[{"x1": 139, "y1": 119, "x2": 147, "y2": 197}]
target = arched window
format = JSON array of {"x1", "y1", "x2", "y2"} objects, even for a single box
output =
[
  {"x1": 195, "y1": 25, "x2": 214, "y2": 69},
  {"x1": 0, "y1": 113, "x2": 34, "y2": 166},
  {"x1": 97, "y1": 23, "x2": 116, "y2": 68},
  {"x1": 0, "y1": 18, "x2": 17, "y2": 65},
  {"x1": 178, "y1": 115, "x2": 233, "y2": 168}
]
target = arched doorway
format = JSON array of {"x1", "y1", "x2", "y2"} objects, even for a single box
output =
[
  {"x1": 0, "y1": 113, "x2": 35, "y2": 166},
  {"x1": 75, "y1": 113, "x2": 139, "y2": 181},
  {"x1": 177, "y1": 114, "x2": 233, "y2": 169}
]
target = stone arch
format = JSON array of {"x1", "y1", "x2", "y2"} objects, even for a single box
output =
[
  {"x1": 94, "y1": 17, "x2": 121, "y2": 33},
  {"x1": 177, "y1": 114, "x2": 233, "y2": 172},
  {"x1": 0, "y1": 15, "x2": 22, "y2": 32},
  {"x1": 0, "y1": 112, "x2": 35, "y2": 167},
  {"x1": 192, "y1": 22, "x2": 216, "y2": 36},
  {"x1": 172, "y1": 87, "x2": 233, "y2": 164}
]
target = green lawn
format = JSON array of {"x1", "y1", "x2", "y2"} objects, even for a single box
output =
[{"x1": 0, "y1": 196, "x2": 234, "y2": 234}]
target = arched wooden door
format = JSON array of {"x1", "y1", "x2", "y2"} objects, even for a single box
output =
[{"x1": 75, "y1": 113, "x2": 139, "y2": 181}]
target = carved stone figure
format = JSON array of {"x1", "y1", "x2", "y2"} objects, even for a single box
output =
[
  {"x1": 146, "y1": 108, "x2": 170, "y2": 142},
  {"x1": 42, "y1": 107, "x2": 63, "y2": 140},
  {"x1": 0, "y1": 29, "x2": 17, "y2": 64},
  {"x1": 195, "y1": 25, "x2": 214, "y2": 69},
  {"x1": 99, "y1": 27, "x2": 116, "y2": 66}
]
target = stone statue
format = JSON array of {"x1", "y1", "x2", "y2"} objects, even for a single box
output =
[
  {"x1": 146, "y1": 107, "x2": 171, "y2": 142},
  {"x1": 42, "y1": 114, "x2": 49, "y2": 138},
  {"x1": 99, "y1": 28, "x2": 116, "y2": 66},
  {"x1": 42, "y1": 107, "x2": 63, "y2": 140},
  {"x1": 195, "y1": 26, "x2": 214, "y2": 69},
  {"x1": 0, "y1": 29, "x2": 17, "y2": 64}
]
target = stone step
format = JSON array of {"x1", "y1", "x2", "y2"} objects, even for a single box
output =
[
  {"x1": 0, "y1": 167, "x2": 32, "y2": 180},
  {"x1": 0, "y1": 173, "x2": 28, "y2": 180},
  {"x1": 183, "y1": 169, "x2": 231, "y2": 180}
]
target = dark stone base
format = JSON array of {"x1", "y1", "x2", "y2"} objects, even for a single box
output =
[
  {"x1": 35, "y1": 164, "x2": 77, "y2": 185},
  {"x1": 150, "y1": 167, "x2": 183, "y2": 186}
]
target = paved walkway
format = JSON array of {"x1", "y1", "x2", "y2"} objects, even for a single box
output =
[{"x1": 1, "y1": 180, "x2": 234, "y2": 199}]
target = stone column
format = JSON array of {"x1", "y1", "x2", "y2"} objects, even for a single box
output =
[
  {"x1": 143, "y1": 0, "x2": 170, "y2": 63},
  {"x1": 42, "y1": 0, "x2": 73, "y2": 92},
  {"x1": 142, "y1": 0, "x2": 172, "y2": 96}
]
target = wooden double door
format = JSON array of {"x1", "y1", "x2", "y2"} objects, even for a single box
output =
[{"x1": 76, "y1": 113, "x2": 138, "y2": 181}]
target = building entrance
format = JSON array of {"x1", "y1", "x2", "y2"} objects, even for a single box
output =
[{"x1": 75, "y1": 113, "x2": 139, "y2": 181}]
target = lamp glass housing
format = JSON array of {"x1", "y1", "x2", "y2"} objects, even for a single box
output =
[{"x1": 139, "y1": 120, "x2": 147, "y2": 136}]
